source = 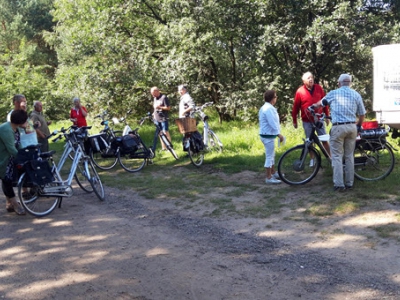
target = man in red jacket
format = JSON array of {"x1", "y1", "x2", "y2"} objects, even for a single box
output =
[{"x1": 292, "y1": 72, "x2": 330, "y2": 164}]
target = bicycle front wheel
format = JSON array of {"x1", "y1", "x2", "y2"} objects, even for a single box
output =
[
  {"x1": 208, "y1": 130, "x2": 223, "y2": 152},
  {"x1": 74, "y1": 162, "x2": 94, "y2": 193},
  {"x1": 85, "y1": 160, "x2": 105, "y2": 201},
  {"x1": 17, "y1": 173, "x2": 61, "y2": 217},
  {"x1": 277, "y1": 145, "x2": 321, "y2": 185},
  {"x1": 354, "y1": 140, "x2": 395, "y2": 181},
  {"x1": 90, "y1": 148, "x2": 118, "y2": 170},
  {"x1": 160, "y1": 134, "x2": 179, "y2": 160}
]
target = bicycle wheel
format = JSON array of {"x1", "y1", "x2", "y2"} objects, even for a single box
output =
[
  {"x1": 160, "y1": 134, "x2": 179, "y2": 160},
  {"x1": 85, "y1": 160, "x2": 105, "y2": 201},
  {"x1": 74, "y1": 162, "x2": 94, "y2": 193},
  {"x1": 17, "y1": 173, "x2": 61, "y2": 217},
  {"x1": 90, "y1": 148, "x2": 118, "y2": 170},
  {"x1": 354, "y1": 140, "x2": 395, "y2": 181},
  {"x1": 188, "y1": 139, "x2": 204, "y2": 167},
  {"x1": 207, "y1": 130, "x2": 223, "y2": 152},
  {"x1": 118, "y1": 149, "x2": 147, "y2": 172},
  {"x1": 277, "y1": 145, "x2": 321, "y2": 185}
]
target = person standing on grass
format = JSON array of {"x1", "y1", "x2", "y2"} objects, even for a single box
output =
[
  {"x1": 178, "y1": 85, "x2": 195, "y2": 118},
  {"x1": 151, "y1": 86, "x2": 172, "y2": 151},
  {"x1": 70, "y1": 97, "x2": 88, "y2": 127},
  {"x1": 292, "y1": 72, "x2": 331, "y2": 164},
  {"x1": 259, "y1": 90, "x2": 285, "y2": 184},
  {"x1": 30, "y1": 101, "x2": 52, "y2": 152},
  {"x1": 312, "y1": 74, "x2": 366, "y2": 192}
]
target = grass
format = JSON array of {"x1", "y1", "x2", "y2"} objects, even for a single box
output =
[{"x1": 47, "y1": 115, "x2": 400, "y2": 228}]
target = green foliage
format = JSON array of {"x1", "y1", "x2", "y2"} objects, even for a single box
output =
[{"x1": 2, "y1": 0, "x2": 400, "y2": 124}]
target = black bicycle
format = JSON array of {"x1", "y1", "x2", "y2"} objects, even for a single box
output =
[
  {"x1": 116, "y1": 112, "x2": 178, "y2": 172},
  {"x1": 277, "y1": 106, "x2": 396, "y2": 185},
  {"x1": 89, "y1": 110, "x2": 122, "y2": 170}
]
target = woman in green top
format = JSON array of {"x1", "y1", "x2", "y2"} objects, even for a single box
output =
[{"x1": 0, "y1": 110, "x2": 29, "y2": 215}]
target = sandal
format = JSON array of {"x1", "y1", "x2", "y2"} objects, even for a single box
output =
[
  {"x1": 9, "y1": 199, "x2": 26, "y2": 216},
  {"x1": 6, "y1": 202, "x2": 15, "y2": 213}
]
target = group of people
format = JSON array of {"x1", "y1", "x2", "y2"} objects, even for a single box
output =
[
  {"x1": 260, "y1": 72, "x2": 366, "y2": 191},
  {"x1": 0, "y1": 95, "x2": 88, "y2": 216},
  {"x1": 150, "y1": 84, "x2": 195, "y2": 150}
]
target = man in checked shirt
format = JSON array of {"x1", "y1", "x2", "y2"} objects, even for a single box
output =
[{"x1": 313, "y1": 74, "x2": 366, "y2": 192}]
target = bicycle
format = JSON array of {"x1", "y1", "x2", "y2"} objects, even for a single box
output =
[
  {"x1": 116, "y1": 112, "x2": 179, "y2": 172},
  {"x1": 194, "y1": 102, "x2": 223, "y2": 153},
  {"x1": 176, "y1": 102, "x2": 223, "y2": 167},
  {"x1": 89, "y1": 110, "x2": 123, "y2": 170},
  {"x1": 17, "y1": 126, "x2": 105, "y2": 217},
  {"x1": 277, "y1": 107, "x2": 396, "y2": 185}
]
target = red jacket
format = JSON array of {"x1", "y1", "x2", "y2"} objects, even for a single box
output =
[
  {"x1": 292, "y1": 84, "x2": 329, "y2": 125},
  {"x1": 70, "y1": 106, "x2": 87, "y2": 127}
]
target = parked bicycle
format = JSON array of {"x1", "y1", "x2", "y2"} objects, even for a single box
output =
[
  {"x1": 113, "y1": 112, "x2": 179, "y2": 172},
  {"x1": 176, "y1": 102, "x2": 223, "y2": 167},
  {"x1": 195, "y1": 102, "x2": 223, "y2": 153},
  {"x1": 277, "y1": 107, "x2": 396, "y2": 185},
  {"x1": 89, "y1": 110, "x2": 123, "y2": 170},
  {"x1": 17, "y1": 126, "x2": 105, "y2": 217}
]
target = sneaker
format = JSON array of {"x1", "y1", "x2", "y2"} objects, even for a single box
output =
[
  {"x1": 309, "y1": 159, "x2": 315, "y2": 167},
  {"x1": 265, "y1": 177, "x2": 281, "y2": 184},
  {"x1": 333, "y1": 186, "x2": 346, "y2": 192},
  {"x1": 272, "y1": 172, "x2": 281, "y2": 179},
  {"x1": 345, "y1": 185, "x2": 353, "y2": 190}
]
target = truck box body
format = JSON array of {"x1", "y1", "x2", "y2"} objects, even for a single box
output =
[{"x1": 372, "y1": 44, "x2": 400, "y2": 129}]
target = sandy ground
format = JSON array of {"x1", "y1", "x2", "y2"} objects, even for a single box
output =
[{"x1": 1, "y1": 170, "x2": 400, "y2": 300}]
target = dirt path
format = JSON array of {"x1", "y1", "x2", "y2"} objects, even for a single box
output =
[{"x1": 1, "y1": 174, "x2": 400, "y2": 300}]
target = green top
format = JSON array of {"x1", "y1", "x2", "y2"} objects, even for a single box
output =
[{"x1": 0, "y1": 122, "x2": 18, "y2": 179}]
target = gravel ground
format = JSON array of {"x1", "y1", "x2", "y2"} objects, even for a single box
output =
[{"x1": 1, "y1": 179, "x2": 400, "y2": 300}]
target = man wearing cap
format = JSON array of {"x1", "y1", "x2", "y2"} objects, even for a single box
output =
[{"x1": 313, "y1": 74, "x2": 366, "y2": 192}]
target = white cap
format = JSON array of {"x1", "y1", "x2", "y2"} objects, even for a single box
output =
[{"x1": 338, "y1": 74, "x2": 352, "y2": 83}]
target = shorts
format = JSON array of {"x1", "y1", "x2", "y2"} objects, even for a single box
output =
[
  {"x1": 155, "y1": 120, "x2": 169, "y2": 132},
  {"x1": 302, "y1": 122, "x2": 326, "y2": 139}
]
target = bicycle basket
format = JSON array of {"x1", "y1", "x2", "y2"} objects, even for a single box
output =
[
  {"x1": 24, "y1": 159, "x2": 53, "y2": 186},
  {"x1": 89, "y1": 133, "x2": 108, "y2": 153},
  {"x1": 175, "y1": 118, "x2": 197, "y2": 134}
]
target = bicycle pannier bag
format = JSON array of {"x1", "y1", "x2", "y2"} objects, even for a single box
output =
[
  {"x1": 14, "y1": 145, "x2": 40, "y2": 165},
  {"x1": 122, "y1": 134, "x2": 139, "y2": 153},
  {"x1": 25, "y1": 160, "x2": 53, "y2": 186},
  {"x1": 191, "y1": 131, "x2": 204, "y2": 152},
  {"x1": 89, "y1": 133, "x2": 108, "y2": 153}
]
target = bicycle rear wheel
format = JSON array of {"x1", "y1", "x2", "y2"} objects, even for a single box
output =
[
  {"x1": 188, "y1": 145, "x2": 204, "y2": 167},
  {"x1": 208, "y1": 130, "x2": 223, "y2": 152},
  {"x1": 17, "y1": 173, "x2": 61, "y2": 217},
  {"x1": 90, "y1": 148, "x2": 118, "y2": 170},
  {"x1": 118, "y1": 148, "x2": 147, "y2": 172},
  {"x1": 277, "y1": 145, "x2": 321, "y2": 185},
  {"x1": 354, "y1": 140, "x2": 395, "y2": 181},
  {"x1": 160, "y1": 134, "x2": 179, "y2": 160},
  {"x1": 85, "y1": 160, "x2": 105, "y2": 201}
]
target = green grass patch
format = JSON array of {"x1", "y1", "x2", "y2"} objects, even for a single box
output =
[{"x1": 370, "y1": 223, "x2": 400, "y2": 241}]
